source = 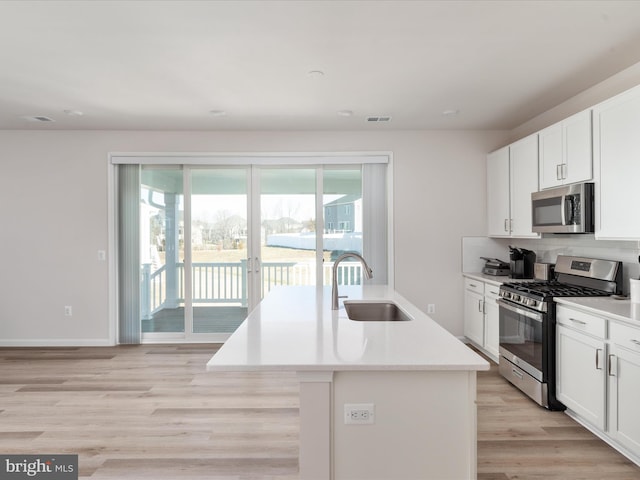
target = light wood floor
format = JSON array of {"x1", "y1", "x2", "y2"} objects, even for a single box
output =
[{"x1": 0, "y1": 344, "x2": 639, "y2": 479}]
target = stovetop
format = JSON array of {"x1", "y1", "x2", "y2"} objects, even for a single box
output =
[{"x1": 500, "y1": 280, "x2": 611, "y2": 299}]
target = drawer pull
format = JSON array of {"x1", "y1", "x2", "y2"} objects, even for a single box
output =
[
  {"x1": 512, "y1": 368, "x2": 524, "y2": 380},
  {"x1": 631, "y1": 339, "x2": 640, "y2": 346},
  {"x1": 569, "y1": 318, "x2": 587, "y2": 325},
  {"x1": 469, "y1": 283, "x2": 477, "y2": 288}
]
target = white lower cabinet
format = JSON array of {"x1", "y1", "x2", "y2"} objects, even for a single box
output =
[
  {"x1": 556, "y1": 323, "x2": 606, "y2": 430},
  {"x1": 608, "y1": 324, "x2": 640, "y2": 457},
  {"x1": 463, "y1": 279, "x2": 484, "y2": 347},
  {"x1": 556, "y1": 304, "x2": 640, "y2": 466},
  {"x1": 463, "y1": 277, "x2": 501, "y2": 362},
  {"x1": 483, "y1": 287, "x2": 501, "y2": 360}
]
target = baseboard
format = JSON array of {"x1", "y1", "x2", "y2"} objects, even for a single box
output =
[{"x1": 0, "y1": 338, "x2": 115, "y2": 347}]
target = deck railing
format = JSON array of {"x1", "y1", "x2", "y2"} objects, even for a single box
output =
[{"x1": 141, "y1": 260, "x2": 363, "y2": 318}]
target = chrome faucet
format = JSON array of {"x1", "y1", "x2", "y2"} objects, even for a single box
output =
[{"x1": 331, "y1": 252, "x2": 373, "y2": 310}]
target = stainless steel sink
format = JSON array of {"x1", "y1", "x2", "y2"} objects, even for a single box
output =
[{"x1": 343, "y1": 300, "x2": 412, "y2": 322}]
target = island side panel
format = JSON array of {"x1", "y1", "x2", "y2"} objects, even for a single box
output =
[
  {"x1": 298, "y1": 371, "x2": 334, "y2": 479},
  {"x1": 333, "y1": 370, "x2": 477, "y2": 480}
]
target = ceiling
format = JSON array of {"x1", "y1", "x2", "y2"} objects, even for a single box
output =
[{"x1": 2, "y1": 0, "x2": 640, "y2": 131}]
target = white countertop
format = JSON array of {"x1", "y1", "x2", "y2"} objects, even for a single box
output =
[
  {"x1": 206, "y1": 285, "x2": 489, "y2": 372},
  {"x1": 462, "y1": 272, "x2": 510, "y2": 286},
  {"x1": 555, "y1": 296, "x2": 640, "y2": 325}
]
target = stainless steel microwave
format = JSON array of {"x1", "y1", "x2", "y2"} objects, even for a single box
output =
[{"x1": 531, "y1": 182, "x2": 594, "y2": 233}]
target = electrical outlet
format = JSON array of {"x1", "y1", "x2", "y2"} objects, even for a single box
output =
[
  {"x1": 344, "y1": 403, "x2": 375, "y2": 425},
  {"x1": 427, "y1": 304, "x2": 436, "y2": 314},
  {"x1": 98, "y1": 250, "x2": 106, "y2": 261},
  {"x1": 64, "y1": 306, "x2": 73, "y2": 316}
]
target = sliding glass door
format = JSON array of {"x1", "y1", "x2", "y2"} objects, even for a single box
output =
[
  {"x1": 189, "y1": 168, "x2": 249, "y2": 334},
  {"x1": 140, "y1": 166, "x2": 185, "y2": 334},
  {"x1": 116, "y1": 157, "x2": 389, "y2": 344},
  {"x1": 258, "y1": 168, "x2": 319, "y2": 297}
]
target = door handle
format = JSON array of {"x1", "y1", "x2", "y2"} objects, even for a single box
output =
[{"x1": 254, "y1": 257, "x2": 260, "y2": 273}]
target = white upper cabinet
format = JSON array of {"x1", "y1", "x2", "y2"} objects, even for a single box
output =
[
  {"x1": 593, "y1": 84, "x2": 640, "y2": 240},
  {"x1": 539, "y1": 109, "x2": 592, "y2": 189},
  {"x1": 509, "y1": 135, "x2": 539, "y2": 237},
  {"x1": 486, "y1": 146, "x2": 510, "y2": 237},
  {"x1": 487, "y1": 135, "x2": 540, "y2": 238}
]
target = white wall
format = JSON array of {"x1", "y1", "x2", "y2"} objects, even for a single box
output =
[{"x1": 0, "y1": 129, "x2": 508, "y2": 345}]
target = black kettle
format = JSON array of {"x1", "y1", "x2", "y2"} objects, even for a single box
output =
[{"x1": 509, "y1": 246, "x2": 536, "y2": 279}]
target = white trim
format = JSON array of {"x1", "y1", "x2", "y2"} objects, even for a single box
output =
[
  {"x1": 109, "y1": 151, "x2": 390, "y2": 165},
  {"x1": 141, "y1": 332, "x2": 231, "y2": 343},
  {"x1": 0, "y1": 338, "x2": 114, "y2": 347},
  {"x1": 386, "y1": 153, "x2": 395, "y2": 288},
  {"x1": 107, "y1": 158, "x2": 117, "y2": 345}
]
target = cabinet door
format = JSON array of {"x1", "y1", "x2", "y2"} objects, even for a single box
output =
[
  {"x1": 539, "y1": 123, "x2": 564, "y2": 189},
  {"x1": 593, "y1": 85, "x2": 640, "y2": 240},
  {"x1": 483, "y1": 287, "x2": 501, "y2": 361},
  {"x1": 556, "y1": 325, "x2": 606, "y2": 430},
  {"x1": 509, "y1": 134, "x2": 540, "y2": 238},
  {"x1": 464, "y1": 289, "x2": 484, "y2": 346},
  {"x1": 608, "y1": 343, "x2": 640, "y2": 456},
  {"x1": 539, "y1": 110, "x2": 592, "y2": 189},
  {"x1": 563, "y1": 110, "x2": 592, "y2": 184},
  {"x1": 487, "y1": 147, "x2": 510, "y2": 237}
]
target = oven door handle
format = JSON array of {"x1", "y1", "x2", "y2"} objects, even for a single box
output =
[{"x1": 498, "y1": 299, "x2": 544, "y2": 322}]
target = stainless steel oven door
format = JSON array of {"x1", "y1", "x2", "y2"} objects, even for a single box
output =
[{"x1": 498, "y1": 298, "x2": 544, "y2": 381}]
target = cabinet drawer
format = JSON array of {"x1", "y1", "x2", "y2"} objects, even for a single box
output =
[
  {"x1": 556, "y1": 306, "x2": 606, "y2": 339},
  {"x1": 610, "y1": 322, "x2": 640, "y2": 353},
  {"x1": 464, "y1": 278, "x2": 485, "y2": 295}
]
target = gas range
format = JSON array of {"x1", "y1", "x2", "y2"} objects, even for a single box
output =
[{"x1": 497, "y1": 255, "x2": 622, "y2": 410}]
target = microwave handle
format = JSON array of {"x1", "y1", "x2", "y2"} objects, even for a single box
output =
[{"x1": 561, "y1": 194, "x2": 567, "y2": 226}]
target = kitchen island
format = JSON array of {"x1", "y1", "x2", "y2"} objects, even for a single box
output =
[{"x1": 207, "y1": 285, "x2": 489, "y2": 479}]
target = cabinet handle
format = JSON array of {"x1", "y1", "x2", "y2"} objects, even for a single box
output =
[
  {"x1": 630, "y1": 339, "x2": 640, "y2": 347},
  {"x1": 562, "y1": 163, "x2": 567, "y2": 180},
  {"x1": 504, "y1": 218, "x2": 509, "y2": 232},
  {"x1": 595, "y1": 349, "x2": 603, "y2": 370},
  {"x1": 556, "y1": 164, "x2": 562, "y2": 180},
  {"x1": 469, "y1": 283, "x2": 477, "y2": 288},
  {"x1": 569, "y1": 318, "x2": 587, "y2": 326},
  {"x1": 478, "y1": 299, "x2": 483, "y2": 313},
  {"x1": 509, "y1": 219, "x2": 513, "y2": 233},
  {"x1": 608, "y1": 354, "x2": 617, "y2": 377},
  {"x1": 489, "y1": 290, "x2": 499, "y2": 295},
  {"x1": 482, "y1": 300, "x2": 486, "y2": 315}
]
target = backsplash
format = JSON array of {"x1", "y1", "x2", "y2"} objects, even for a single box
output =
[{"x1": 462, "y1": 236, "x2": 640, "y2": 295}]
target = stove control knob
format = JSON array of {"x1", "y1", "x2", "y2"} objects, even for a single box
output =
[
  {"x1": 502, "y1": 292, "x2": 510, "y2": 299},
  {"x1": 513, "y1": 294, "x2": 520, "y2": 302}
]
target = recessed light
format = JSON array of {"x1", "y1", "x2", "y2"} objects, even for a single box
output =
[
  {"x1": 307, "y1": 70, "x2": 325, "y2": 78},
  {"x1": 442, "y1": 109, "x2": 460, "y2": 116},
  {"x1": 63, "y1": 109, "x2": 83, "y2": 116},
  {"x1": 209, "y1": 110, "x2": 227, "y2": 117},
  {"x1": 337, "y1": 110, "x2": 353, "y2": 117}
]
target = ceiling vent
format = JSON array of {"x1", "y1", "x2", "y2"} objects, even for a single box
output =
[
  {"x1": 22, "y1": 115, "x2": 55, "y2": 122},
  {"x1": 366, "y1": 116, "x2": 392, "y2": 123}
]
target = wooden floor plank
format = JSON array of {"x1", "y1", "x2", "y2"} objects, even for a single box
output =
[{"x1": 0, "y1": 344, "x2": 639, "y2": 479}]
